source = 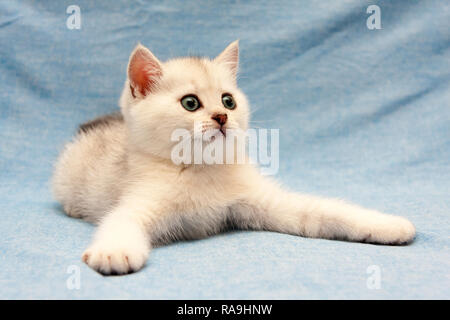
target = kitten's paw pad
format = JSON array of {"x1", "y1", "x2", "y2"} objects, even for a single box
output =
[{"x1": 82, "y1": 244, "x2": 148, "y2": 275}]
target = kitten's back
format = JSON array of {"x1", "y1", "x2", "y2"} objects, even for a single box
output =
[
  {"x1": 52, "y1": 113, "x2": 128, "y2": 222},
  {"x1": 78, "y1": 112, "x2": 124, "y2": 134}
]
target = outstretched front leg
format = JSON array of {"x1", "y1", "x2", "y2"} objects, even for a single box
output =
[
  {"x1": 81, "y1": 185, "x2": 167, "y2": 275},
  {"x1": 81, "y1": 184, "x2": 227, "y2": 275},
  {"x1": 82, "y1": 204, "x2": 151, "y2": 275},
  {"x1": 230, "y1": 172, "x2": 415, "y2": 245}
]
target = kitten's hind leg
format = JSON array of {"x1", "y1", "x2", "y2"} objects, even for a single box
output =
[{"x1": 230, "y1": 174, "x2": 415, "y2": 245}]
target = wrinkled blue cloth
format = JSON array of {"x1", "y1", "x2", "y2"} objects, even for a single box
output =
[{"x1": 0, "y1": 0, "x2": 449, "y2": 299}]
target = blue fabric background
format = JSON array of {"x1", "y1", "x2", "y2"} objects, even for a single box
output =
[{"x1": 0, "y1": 0, "x2": 449, "y2": 299}]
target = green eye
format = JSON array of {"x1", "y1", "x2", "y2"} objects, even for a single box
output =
[
  {"x1": 181, "y1": 95, "x2": 201, "y2": 111},
  {"x1": 222, "y1": 94, "x2": 236, "y2": 110}
]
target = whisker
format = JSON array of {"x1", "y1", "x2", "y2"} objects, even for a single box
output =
[{"x1": 250, "y1": 119, "x2": 276, "y2": 123}]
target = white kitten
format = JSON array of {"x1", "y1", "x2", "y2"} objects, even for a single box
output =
[{"x1": 52, "y1": 41, "x2": 415, "y2": 275}]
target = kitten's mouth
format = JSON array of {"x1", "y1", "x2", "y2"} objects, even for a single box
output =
[{"x1": 208, "y1": 127, "x2": 226, "y2": 143}]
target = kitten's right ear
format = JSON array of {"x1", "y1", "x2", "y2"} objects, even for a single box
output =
[{"x1": 127, "y1": 44, "x2": 162, "y2": 99}]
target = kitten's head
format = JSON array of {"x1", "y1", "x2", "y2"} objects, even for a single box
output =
[{"x1": 119, "y1": 41, "x2": 249, "y2": 160}]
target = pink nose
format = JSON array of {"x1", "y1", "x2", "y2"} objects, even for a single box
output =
[{"x1": 212, "y1": 113, "x2": 227, "y2": 126}]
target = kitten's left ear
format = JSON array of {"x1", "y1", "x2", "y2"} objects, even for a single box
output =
[{"x1": 214, "y1": 40, "x2": 239, "y2": 79}]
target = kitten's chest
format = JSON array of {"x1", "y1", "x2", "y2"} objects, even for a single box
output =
[{"x1": 175, "y1": 165, "x2": 246, "y2": 209}]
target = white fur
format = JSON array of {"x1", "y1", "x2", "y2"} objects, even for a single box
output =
[{"x1": 52, "y1": 41, "x2": 415, "y2": 275}]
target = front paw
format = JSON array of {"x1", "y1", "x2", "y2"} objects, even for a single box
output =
[{"x1": 82, "y1": 240, "x2": 149, "y2": 275}]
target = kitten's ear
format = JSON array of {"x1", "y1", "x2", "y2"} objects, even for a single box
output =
[
  {"x1": 127, "y1": 44, "x2": 162, "y2": 98},
  {"x1": 214, "y1": 40, "x2": 239, "y2": 79}
]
